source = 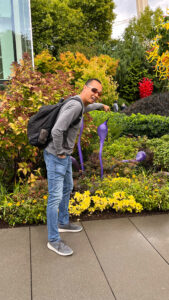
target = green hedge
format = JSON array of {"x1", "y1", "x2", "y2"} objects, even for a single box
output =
[{"x1": 90, "y1": 111, "x2": 169, "y2": 138}]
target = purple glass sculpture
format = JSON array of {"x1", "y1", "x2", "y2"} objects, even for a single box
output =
[
  {"x1": 135, "y1": 151, "x2": 146, "y2": 161},
  {"x1": 77, "y1": 117, "x2": 84, "y2": 171},
  {"x1": 71, "y1": 156, "x2": 80, "y2": 171},
  {"x1": 122, "y1": 151, "x2": 146, "y2": 163},
  {"x1": 97, "y1": 119, "x2": 109, "y2": 178}
]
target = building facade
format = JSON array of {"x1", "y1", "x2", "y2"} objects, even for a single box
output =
[
  {"x1": 0, "y1": 0, "x2": 33, "y2": 83},
  {"x1": 136, "y1": 0, "x2": 148, "y2": 18}
]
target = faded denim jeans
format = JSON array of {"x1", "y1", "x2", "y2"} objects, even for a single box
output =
[{"x1": 44, "y1": 150, "x2": 73, "y2": 242}]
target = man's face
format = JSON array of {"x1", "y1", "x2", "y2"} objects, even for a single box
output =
[{"x1": 83, "y1": 80, "x2": 102, "y2": 105}]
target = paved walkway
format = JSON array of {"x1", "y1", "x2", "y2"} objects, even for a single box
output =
[{"x1": 0, "y1": 214, "x2": 169, "y2": 300}]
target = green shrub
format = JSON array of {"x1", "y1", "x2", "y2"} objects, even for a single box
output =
[
  {"x1": 147, "y1": 135, "x2": 169, "y2": 170},
  {"x1": 121, "y1": 113, "x2": 169, "y2": 138},
  {"x1": 89, "y1": 111, "x2": 124, "y2": 140},
  {"x1": 103, "y1": 136, "x2": 142, "y2": 160},
  {"x1": 0, "y1": 180, "x2": 48, "y2": 226},
  {"x1": 90, "y1": 111, "x2": 169, "y2": 138}
]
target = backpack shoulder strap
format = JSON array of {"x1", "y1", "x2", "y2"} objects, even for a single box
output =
[
  {"x1": 69, "y1": 96, "x2": 83, "y2": 125},
  {"x1": 62, "y1": 96, "x2": 83, "y2": 126},
  {"x1": 66, "y1": 96, "x2": 83, "y2": 109}
]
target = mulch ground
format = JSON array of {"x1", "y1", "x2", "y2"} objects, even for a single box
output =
[{"x1": 1, "y1": 210, "x2": 169, "y2": 229}]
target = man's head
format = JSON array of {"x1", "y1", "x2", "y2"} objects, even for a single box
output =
[{"x1": 80, "y1": 79, "x2": 102, "y2": 106}]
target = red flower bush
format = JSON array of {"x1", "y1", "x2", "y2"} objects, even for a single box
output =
[{"x1": 139, "y1": 78, "x2": 153, "y2": 98}]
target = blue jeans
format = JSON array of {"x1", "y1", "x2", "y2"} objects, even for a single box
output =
[{"x1": 44, "y1": 150, "x2": 73, "y2": 242}]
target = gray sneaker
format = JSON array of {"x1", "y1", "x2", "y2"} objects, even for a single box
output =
[
  {"x1": 58, "y1": 223, "x2": 83, "y2": 233},
  {"x1": 47, "y1": 240, "x2": 73, "y2": 256}
]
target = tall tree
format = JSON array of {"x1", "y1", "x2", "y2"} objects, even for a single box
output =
[
  {"x1": 112, "y1": 37, "x2": 167, "y2": 102},
  {"x1": 111, "y1": 7, "x2": 166, "y2": 102},
  {"x1": 30, "y1": 0, "x2": 115, "y2": 55},
  {"x1": 123, "y1": 6, "x2": 163, "y2": 46},
  {"x1": 68, "y1": 0, "x2": 115, "y2": 42}
]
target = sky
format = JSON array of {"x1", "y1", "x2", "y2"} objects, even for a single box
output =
[{"x1": 112, "y1": 0, "x2": 169, "y2": 39}]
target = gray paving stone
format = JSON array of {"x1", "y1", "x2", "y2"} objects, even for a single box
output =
[
  {"x1": 31, "y1": 225, "x2": 114, "y2": 300},
  {"x1": 0, "y1": 227, "x2": 31, "y2": 300},
  {"x1": 130, "y1": 214, "x2": 169, "y2": 263},
  {"x1": 82, "y1": 218, "x2": 169, "y2": 300}
]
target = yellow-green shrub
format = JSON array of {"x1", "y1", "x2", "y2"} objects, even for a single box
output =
[
  {"x1": 56, "y1": 51, "x2": 119, "y2": 106},
  {"x1": 56, "y1": 51, "x2": 89, "y2": 82},
  {"x1": 76, "y1": 57, "x2": 118, "y2": 106},
  {"x1": 76, "y1": 175, "x2": 169, "y2": 212},
  {"x1": 34, "y1": 50, "x2": 58, "y2": 73}
]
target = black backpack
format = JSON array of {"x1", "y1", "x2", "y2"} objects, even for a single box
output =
[{"x1": 27, "y1": 96, "x2": 83, "y2": 148}]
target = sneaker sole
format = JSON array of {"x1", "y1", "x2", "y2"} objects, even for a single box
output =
[
  {"x1": 58, "y1": 228, "x2": 83, "y2": 233},
  {"x1": 47, "y1": 242, "x2": 73, "y2": 256}
]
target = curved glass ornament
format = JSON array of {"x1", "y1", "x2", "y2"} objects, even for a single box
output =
[
  {"x1": 97, "y1": 119, "x2": 109, "y2": 178},
  {"x1": 77, "y1": 117, "x2": 84, "y2": 171}
]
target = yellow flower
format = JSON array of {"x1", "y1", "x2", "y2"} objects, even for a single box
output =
[
  {"x1": 43, "y1": 195, "x2": 48, "y2": 200},
  {"x1": 154, "y1": 189, "x2": 159, "y2": 192},
  {"x1": 116, "y1": 173, "x2": 119, "y2": 177},
  {"x1": 132, "y1": 174, "x2": 136, "y2": 178},
  {"x1": 113, "y1": 191, "x2": 125, "y2": 200},
  {"x1": 16, "y1": 202, "x2": 20, "y2": 206},
  {"x1": 7, "y1": 203, "x2": 12, "y2": 207},
  {"x1": 145, "y1": 186, "x2": 148, "y2": 190},
  {"x1": 22, "y1": 200, "x2": 25, "y2": 203},
  {"x1": 33, "y1": 200, "x2": 37, "y2": 203},
  {"x1": 95, "y1": 190, "x2": 103, "y2": 195}
]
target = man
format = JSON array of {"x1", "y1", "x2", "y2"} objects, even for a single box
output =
[{"x1": 44, "y1": 78, "x2": 110, "y2": 256}]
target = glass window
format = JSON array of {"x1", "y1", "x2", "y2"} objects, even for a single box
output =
[
  {"x1": 0, "y1": 0, "x2": 15, "y2": 80},
  {"x1": 0, "y1": 43, "x2": 3, "y2": 79},
  {"x1": 0, "y1": 0, "x2": 33, "y2": 81},
  {"x1": 13, "y1": 0, "x2": 33, "y2": 64}
]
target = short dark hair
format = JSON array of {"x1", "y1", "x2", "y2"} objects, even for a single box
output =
[{"x1": 85, "y1": 78, "x2": 102, "y2": 86}]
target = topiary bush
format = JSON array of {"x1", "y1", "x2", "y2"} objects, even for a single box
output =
[{"x1": 122, "y1": 92, "x2": 169, "y2": 116}]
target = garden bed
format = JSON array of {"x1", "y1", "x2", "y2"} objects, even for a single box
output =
[{"x1": 1, "y1": 210, "x2": 169, "y2": 229}]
